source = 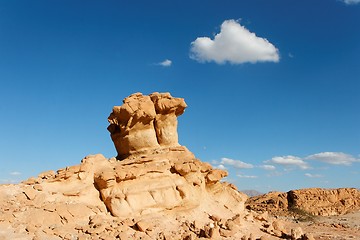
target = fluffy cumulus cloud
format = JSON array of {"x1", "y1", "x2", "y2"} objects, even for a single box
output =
[
  {"x1": 158, "y1": 59, "x2": 172, "y2": 67},
  {"x1": 266, "y1": 155, "x2": 310, "y2": 170},
  {"x1": 221, "y1": 157, "x2": 254, "y2": 169},
  {"x1": 306, "y1": 152, "x2": 359, "y2": 166},
  {"x1": 343, "y1": 0, "x2": 360, "y2": 5},
  {"x1": 190, "y1": 19, "x2": 279, "y2": 64}
]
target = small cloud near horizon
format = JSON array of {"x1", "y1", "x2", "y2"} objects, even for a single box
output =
[
  {"x1": 0, "y1": 179, "x2": 18, "y2": 184},
  {"x1": 304, "y1": 173, "x2": 323, "y2": 178},
  {"x1": 259, "y1": 164, "x2": 276, "y2": 171},
  {"x1": 221, "y1": 157, "x2": 254, "y2": 169},
  {"x1": 190, "y1": 19, "x2": 279, "y2": 64},
  {"x1": 265, "y1": 151, "x2": 359, "y2": 172},
  {"x1": 265, "y1": 155, "x2": 310, "y2": 170},
  {"x1": 237, "y1": 174, "x2": 258, "y2": 179},
  {"x1": 10, "y1": 171, "x2": 21, "y2": 176},
  {"x1": 306, "y1": 152, "x2": 359, "y2": 166}
]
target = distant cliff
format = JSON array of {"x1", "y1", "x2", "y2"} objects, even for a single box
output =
[{"x1": 246, "y1": 188, "x2": 360, "y2": 216}]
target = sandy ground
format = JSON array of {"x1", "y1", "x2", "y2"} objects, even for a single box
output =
[{"x1": 286, "y1": 211, "x2": 360, "y2": 240}]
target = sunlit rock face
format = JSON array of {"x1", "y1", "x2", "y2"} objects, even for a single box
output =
[
  {"x1": 150, "y1": 92, "x2": 187, "y2": 147},
  {"x1": 246, "y1": 188, "x2": 360, "y2": 217},
  {"x1": 107, "y1": 92, "x2": 187, "y2": 159},
  {"x1": 102, "y1": 92, "x2": 246, "y2": 219}
]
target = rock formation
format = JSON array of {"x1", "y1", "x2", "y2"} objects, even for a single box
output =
[
  {"x1": 245, "y1": 191, "x2": 289, "y2": 215},
  {"x1": 246, "y1": 188, "x2": 360, "y2": 216},
  {"x1": 107, "y1": 92, "x2": 187, "y2": 159},
  {"x1": 1, "y1": 92, "x2": 358, "y2": 240},
  {"x1": 0, "y1": 92, "x2": 270, "y2": 239},
  {"x1": 288, "y1": 188, "x2": 360, "y2": 216}
]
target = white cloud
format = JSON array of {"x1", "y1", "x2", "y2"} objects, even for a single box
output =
[
  {"x1": 221, "y1": 157, "x2": 254, "y2": 169},
  {"x1": 305, "y1": 173, "x2": 323, "y2": 178},
  {"x1": 343, "y1": 0, "x2": 360, "y2": 5},
  {"x1": 190, "y1": 19, "x2": 279, "y2": 64},
  {"x1": 10, "y1": 171, "x2": 21, "y2": 176},
  {"x1": 158, "y1": 59, "x2": 172, "y2": 67},
  {"x1": 260, "y1": 164, "x2": 276, "y2": 171},
  {"x1": 0, "y1": 179, "x2": 18, "y2": 184},
  {"x1": 306, "y1": 152, "x2": 359, "y2": 166},
  {"x1": 211, "y1": 160, "x2": 219, "y2": 165},
  {"x1": 266, "y1": 155, "x2": 310, "y2": 170},
  {"x1": 237, "y1": 174, "x2": 258, "y2": 179},
  {"x1": 216, "y1": 164, "x2": 227, "y2": 170}
]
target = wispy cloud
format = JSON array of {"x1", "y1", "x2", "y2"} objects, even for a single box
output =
[
  {"x1": 265, "y1": 152, "x2": 359, "y2": 172},
  {"x1": 304, "y1": 173, "x2": 323, "y2": 178},
  {"x1": 221, "y1": 157, "x2": 254, "y2": 169},
  {"x1": 0, "y1": 179, "x2": 18, "y2": 184},
  {"x1": 157, "y1": 59, "x2": 172, "y2": 67},
  {"x1": 306, "y1": 152, "x2": 359, "y2": 166},
  {"x1": 190, "y1": 19, "x2": 279, "y2": 64},
  {"x1": 259, "y1": 164, "x2": 276, "y2": 171},
  {"x1": 265, "y1": 155, "x2": 310, "y2": 170},
  {"x1": 237, "y1": 174, "x2": 258, "y2": 179},
  {"x1": 342, "y1": 0, "x2": 360, "y2": 5},
  {"x1": 10, "y1": 171, "x2": 21, "y2": 176}
]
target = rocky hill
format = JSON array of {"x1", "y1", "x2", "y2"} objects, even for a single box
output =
[
  {"x1": 1, "y1": 92, "x2": 358, "y2": 240},
  {"x1": 246, "y1": 188, "x2": 360, "y2": 216},
  {"x1": 241, "y1": 190, "x2": 263, "y2": 197},
  {"x1": 0, "y1": 92, "x2": 294, "y2": 240}
]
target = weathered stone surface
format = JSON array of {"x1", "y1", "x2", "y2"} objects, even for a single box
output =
[
  {"x1": 150, "y1": 92, "x2": 187, "y2": 147},
  {"x1": 246, "y1": 191, "x2": 288, "y2": 214},
  {"x1": 247, "y1": 188, "x2": 360, "y2": 217},
  {"x1": 108, "y1": 92, "x2": 187, "y2": 159},
  {"x1": 92, "y1": 146, "x2": 246, "y2": 219},
  {"x1": 108, "y1": 93, "x2": 159, "y2": 159},
  {"x1": 288, "y1": 188, "x2": 360, "y2": 216}
]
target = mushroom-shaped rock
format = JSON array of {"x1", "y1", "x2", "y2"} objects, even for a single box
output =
[{"x1": 108, "y1": 92, "x2": 187, "y2": 159}]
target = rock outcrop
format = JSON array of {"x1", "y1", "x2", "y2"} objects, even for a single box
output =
[
  {"x1": 0, "y1": 92, "x2": 278, "y2": 240},
  {"x1": 246, "y1": 188, "x2": 360, "y2": 217},
  {"x1": 288, "y1": 188, "x2": 360, "y2": 216},
  {"x1": 245, "y1": 191, "x2": 289, "y2": 215},
  {"x1": 2, "y1": 92, "x2": 354, "y2": 239},
  {"x1": 107, "y1": 92, "x2": 187, "y2": 159}
]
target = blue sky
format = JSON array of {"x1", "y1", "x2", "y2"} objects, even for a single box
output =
[{"x1": 0, "y1": 0, "x2": 359, "y2": 192}]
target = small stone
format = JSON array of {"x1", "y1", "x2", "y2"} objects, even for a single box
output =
[
  {"x1": 136, "y1": 220, "x2": 151, "y2": 232},
  {"x1": 23, "y1": 187, "x2": 37, "y2": 200},
  {"x1": 303, "y1": 233, "x2": 315, "y2": 240},
  {"x1": 291, "y1": 227, "x2": 303, "y2": 240}
]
